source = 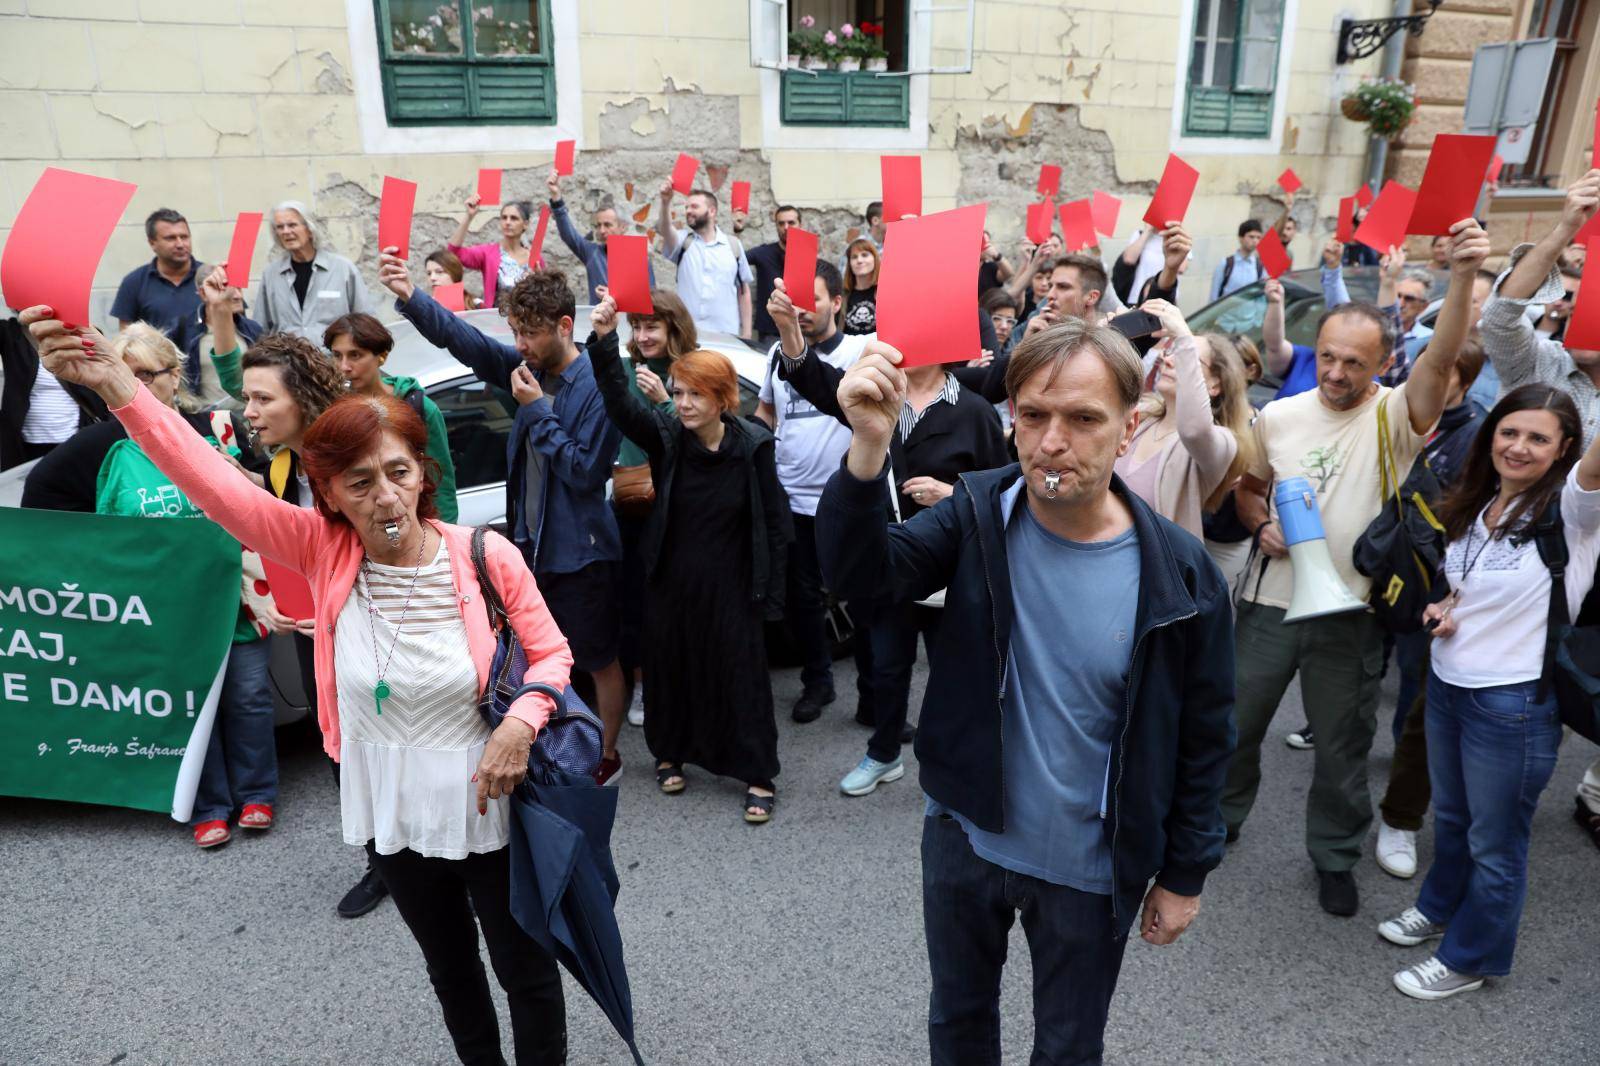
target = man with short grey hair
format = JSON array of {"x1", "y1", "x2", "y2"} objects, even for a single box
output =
[
  {"x1": 546, "y1": 167, "x2": 654, "y2": 302},
  {"x1": 1392, "y1": 266, "x2": 1437, "y2": 378}
]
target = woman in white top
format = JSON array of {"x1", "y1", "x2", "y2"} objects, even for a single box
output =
[
  {"x1": 1113, "y1": 299, "x2": 1256, "y2": 541},
  {"x1": 1378, "y1": 384, "x2": 1600, "y2": 1002}
]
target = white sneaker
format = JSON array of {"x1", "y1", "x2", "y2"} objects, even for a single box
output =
[
  {"x1": 1376, "y1": 822, "x2": 1417, "y2": 879},
  {"x1": 1393, "y1": 956, "x2": 1483, "y2": 1001},
  {"x1": 1378, "y1": 906, "x2": 1446, "y2": 947},
  {"x1": 626, "y1": 687, "x2": 644, "y2": 728}
]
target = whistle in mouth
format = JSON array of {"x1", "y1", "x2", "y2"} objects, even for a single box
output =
[
  {"x1": 1043, "y1": 471, "x2": 1061, "y2": 494},
  {"x1": 384, "y1": 521, "x2": 400, "y2": 545}
]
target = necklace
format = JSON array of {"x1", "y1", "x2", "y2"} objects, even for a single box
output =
[{"x1": 358, "y1": 527, "x2": 428, "y2": 715}]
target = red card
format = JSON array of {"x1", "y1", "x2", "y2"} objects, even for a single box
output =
[
  {"x1": 260, "y1": 557, "x2": 314, "y2": 622},
  {"x1": 605, "y1": 234, "x2": 653, "y2": 314},
  {"x1": 1058, "y1": 199, "x2": 1097, "y2": 253},
  {"x1": 434, "y1": 282, "x2": 466, "y2": 312},
  {"x1": 1567, "y1": 273, "x2": 1600, "y2": 351},
  {"x1": 881, "y1": 155, "x2": 922, "y2": 222},
  {"x1": 378, "y1": 175, "x2": 417, "y2": 260},
  {"x1": 477, "y1": 168, "x2": 501, "y2": 205},
  {"x1": 530, "y1": 204, "x2": 551, "y2": 258},
  {"x1": 731, "y1": 180, "x2": 751, "y2": 214},
  {"x1": 783, "y1": 228, "x2": 820, "y2": 313},
  {"x1": 225, "y1": 211, "x2": 263, "y2": 290},
  {"x1": 1353, "y1": 181, "x2": 1417, "y2": 254},
  {"x1": 554, "y1": 139, "x2": 575, "y2": 176},
  {"x1": 1575, "y1": 212, "x2": 1600, "y2": 249},
  {"x1": 1025, "y1": 202, "x2": 1052, "y2": 245},
  {"x1": 1143, "y1": 154, "x2": 1199, "y2": 228},
  {"x1": 671, "y1": 153, "x2": 699, "y2": 196},
  {"x1": 1487, "y1": 154, "x2": 1505, "y2": 184},
  {"x1": 1592, "y1": 97, "x2": 1599, "y2": 168},
  {"x1": 0, "y1": 167, "x2": 136, "y2": 327},
  {"x1": 1277, "y1": 167, "x2": 1302, "y2": 195},
  {"x1": 1336, "y1": 196, "x2": 1357, "y2": 243},
  {"x1": 877, "y1": 204, "x2": 985, "y2": 368},
  {"x1": 1090, "y1": 190, "x2": 1121, "y2": 236},
  {"x1": 1407, "y1": 133, "x2": 1498, "y2": 236},
  {"x1": 1257, "y1": 227, "x2": 1291, "y2": 278},
  {"x1": 1355, "y1": 183, "x2": 1375, "y2": 208},
  {"x1": 1037, "y1": 164, "x2": 1061, "y2": 200}
]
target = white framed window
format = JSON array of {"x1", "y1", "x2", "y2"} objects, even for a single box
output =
[{"x1": 1168, "y1": 0, "x2": 1298, "y2": 156}]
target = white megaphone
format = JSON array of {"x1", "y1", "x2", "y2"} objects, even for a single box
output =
[{"x1": 1276, "y1": 476, "x2": 1368, "y2": 623}]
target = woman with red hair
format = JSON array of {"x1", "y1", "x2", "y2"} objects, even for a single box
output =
[
  {"x1": 588, "y1": 288, "x2": 792, "y2": 823},
  {"x1": 25, "y1": 307, "x2": 574, "y2": 1065}
]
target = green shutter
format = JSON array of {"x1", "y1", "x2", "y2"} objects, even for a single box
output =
[
  {"x1": 376, "y1": 0, "x2": 556, "y2": 126},
  {"x1": 781, "y1": 70, "x2": 910, "y2": 128},
  {"x1": 1183, "y1": 86, "x2": 1272, "y2": 138}
]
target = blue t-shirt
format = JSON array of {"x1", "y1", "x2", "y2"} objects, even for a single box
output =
[
  {"x1": 1275, "y1": 343, "x2": 1317, "y2": 400},
  {"x1": 932, "y1": 485, "x2": 1140, "y2": 894}
]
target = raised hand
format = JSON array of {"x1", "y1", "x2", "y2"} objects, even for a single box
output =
[
  {"x1": 838, "y1": 340, "x2": 907, "y2": 452},
  {"x1": 545, "y1": 167, "x2": 562, "y2": 202},
  {"x1": 465, "y1": 194, "x2": 482, "y2": 217},
  {"x1": 378, "y1": 249, "x2": 416, "y2": 302},
  {"x1": 22, "y1": 308, "x2": 133, "y2": 404},
  {"x1": 1446, "y1": 217, "x2": 1491, "y2": 276},
  {"x1": 1140, "y1": 298, "x2": 1190, "y2": 339},
  {"x1": 1321, "y1": 238, "x2": 1343, "y2": 270},
  {"x1": 589, "y1": 288, "x2": 619, "y2": 337}
]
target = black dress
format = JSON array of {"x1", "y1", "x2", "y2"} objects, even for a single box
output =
[{"x1": 642, "y1": 430, "x2": 779, "y2": 786}]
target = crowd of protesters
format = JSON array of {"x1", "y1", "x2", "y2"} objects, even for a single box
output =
[{"x1": 6, "y1": 159, "x2": 1600, "y2": 1066}]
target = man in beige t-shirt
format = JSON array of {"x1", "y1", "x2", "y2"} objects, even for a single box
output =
[{"x1": 1222, "y1": 220, "x2": 1486, "y2": 919}]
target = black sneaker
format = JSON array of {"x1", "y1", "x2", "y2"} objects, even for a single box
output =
[
  {"x1": 1286, "y1": 725, "x2": 1315, "y2": 750},
  {"x1": 791, "y1": 686, "x2": 835, "y2": 724},
  {"x1": 1317, "y1": 869, "x2": 1359, "y2": 917},
  {"x1": 337, "y1": 866, "x2": 389, "y2": 919}
]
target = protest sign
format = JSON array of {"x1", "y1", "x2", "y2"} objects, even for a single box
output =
[
  {"x1": 477, "y1": 168, "x2": 502, "y2": 205},
  {"x1": 225, "y1": 212, "x2": 263, "y2": 290},
  {"x1": 606, "y1": 235, "x2": 653, "y2": 314},
  {"x1": 1, "y1": 168, "x2": 136, "y2": 326},
  {"x1": 731, "y1": 180, "x2": 751, "y2": 214},
  {"x1": 1354, "y1": 181, "x2": 1416, "y2": 253},
  {"x1": 1090, "y1": 191, "x2": 1121, "y2": 237},
  {"x1": 1336, "y1": 196, "x2": 1357, "y2": 243},
  {"x1": 1258, "y1": 227, "x2": 1291, "y2": 278},
  {"x1": 0, "y1": 508, "x2": 239, "y2": 819},
  {"x1": 783, "y1": 228, "x2": 820, "y2": 312},
  {"x1": 378, "y1": 176, "x2": 417, "y2": 260},
  {"x1": 671, "y1": 154, "x2": 699, "y2": 196},
  {"x1": 1407, "y1": 134, "x2": 1497, "y2": 236},
  {"x1": 1026, "y1": 202, "x2": 1052, "y2": 246},
  {"x1": 878, "y1": 204, "x2": 985, "y2": 367},
  {"x1": 1277, "y1": 168, "x2": 1302, "y2": 195},
  {"x1": 881, "y1": 155, "x2": 922, "y2": 222},
  {"x1": 1143, "y1": 154, "x2": 1199, "y2": 228},
  {"x1": 1037, "y1": 164, "x2": 1061, "y2": 200},
  {"x1": 554, "y1": 139, "x2": 576, "y2": 176},
  {"x1": 433, "y1": 282, "x2": 467, "y2": 312},
  {"x1": 1058, "y1": 199, "x2": 1097, "y2": 253}
]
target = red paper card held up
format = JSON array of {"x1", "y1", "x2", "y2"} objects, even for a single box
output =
[
  {"x1": 477, "y1": 168, "x2": 501, "y2": 205},
  {"x1": 434, "y1": 282, "x2": 466, "y2": 312},
  {"x1": 378, "y1": 176, "x2": 417, "y2": 260},
  {"x1": 1143, "y1": 154, "x2": 1199, "y2": 229},
  {"x1": 1567, "y1": 272, "x2": 1600, "y2": 351},
  {"x1": 1336, "y1": 196, "x2": 1357, "y2": 243},
  {"x1": 1, "y1": 167, "x2": 137, "y2": 327},
  {"x1": 731, "y1": 180, "x2": 751, "y2": 214},
  {"x1": 1487, "y1": 155, "x2": 1505, "y2": 184},
  {"x1": 1408, "y1": 133, "x2": 1498, "y2": 236},
  {"x1": 1575, "y1": 212, "x2": 1600, "y2": 249},
  {"x1": 1592, "y1": 97, "x2": 1599, "y2": 168},
  {"x1": 1277, "y1": 168, "x2": 1302, "y2": 195},
  {"x1": 1058, "y1": 199, "x2": 1097, "y2": 253},
  {"x1": 1037, "y1": 164, "x2": 1061, "y2": 200},
  {"x1": 881, "y1": 155, "x2": 922, "y2": 222},
  {"x1": 783, "y1": 228, "x2": 820, "y2": 313},
  {"x1": 1355, "y1": 183, "x2": 1375, "y2": 208},
  {"x1": 260, "y1": 558, "x2": 314, "y2": 622},
  {"x1": 1025, "y1": 202, "x2": 1052, "y2": 246},
  {"x1": 671, "y1": 153, "x2": 699, "y2": 196},
  {"x1": 605, "y1": 234, "x2": 653, "y2": 314},
  {"x1": 1353, "y1": 181, "x2": 1417, "y2": 254},
  {"x1": 1090, "y1": 190, "x2": 1121, "y2": 236},
  {"x1": 530, "y1": 204, "x2": 551, "y2": 262},
  {"x1": 877, "y1": 204, "x2": 986, "y2": 368},
  {"x1": 1258, "y1": 227, "x2": 1291, "y2": 278},
  {"x1": 225, "y1": 211, "x2": 263, "y2": 290},
  {"x1": 554, "y1": 140, "x2": 575, "y2": 176}
]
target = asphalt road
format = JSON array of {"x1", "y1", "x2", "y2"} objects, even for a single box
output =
[{"x1": 3, "y1": 658, "x2": 1598, "y2": 1066}]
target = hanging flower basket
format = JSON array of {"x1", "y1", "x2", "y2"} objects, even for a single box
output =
[
  {"x1": 1340, "y1": 96, "x2": 1370, "y2": 122},
  {"x1": 1340, "y1": 78, "x2": 1416, "y2": 140}
]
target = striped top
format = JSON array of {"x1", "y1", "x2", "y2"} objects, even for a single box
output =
[{"x1": 897, "y1": 373, "x2": 962, "y2": 441}]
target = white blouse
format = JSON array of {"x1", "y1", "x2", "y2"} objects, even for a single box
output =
[{"x1": 335, "y1": 540, "x2": 508, "y2": 858}]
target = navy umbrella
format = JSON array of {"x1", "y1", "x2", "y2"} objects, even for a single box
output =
[{"x1": 504, "y1": 684, "x2": 644, "y2": 1066}]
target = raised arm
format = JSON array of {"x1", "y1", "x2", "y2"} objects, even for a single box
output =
[
  {"x1": 1404, "y1": 219, "x2": 1491, "y2": 435},
  {"x1": 768, "y1": 278, "x2": 849, "y2": 425},
  {"x1": 1261, "y1": 276, "x2": 1294, "y2": 376},
  {"x1": 1144, "y1": 302, "x2": 1237, "y2": 491},
  {"x1": 1320, "y1": 239, "x2": 1352, "y2": 309},
  {"x1": 448, "y1": 196, "x2": 481, "y2": 252},
  {"x1": 1499, "y1": 170, "x2": 1598, "y2": 301},
  {"x1": 655, "y1": 179, "x2": 682, "y2": 259},
  {"x1": 548, "y1": 175, "x2": 596, "y2": 260},
  {"x1": 1154, "y1": 223, "x2": 1191, "y2": 297},
  {"x1": 586, "y1": 294, "x2": 670, "y2": 458},
  {"x1": 378, "y1": 252, "x2": 519, "y2": 391}
]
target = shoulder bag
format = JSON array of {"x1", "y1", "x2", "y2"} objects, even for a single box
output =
[
  {"x1": 1352, "y1": 394, "x2": 1446, "y2": 633},
  {"x1": 1530, "y1": 500, "x2": 1600, "y2": 744}
]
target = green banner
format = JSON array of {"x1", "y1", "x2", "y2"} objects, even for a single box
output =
[{"x1": 0, "y1": 507, "x2": 240, "y2": 817}]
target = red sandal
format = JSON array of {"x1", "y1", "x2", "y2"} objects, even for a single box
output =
[
  {"x1": 238, "y1": 803, "x2": 274, "y2": 830},
  {"x1": 193, "y1": 820, "x2": 230, "y2": 848}
]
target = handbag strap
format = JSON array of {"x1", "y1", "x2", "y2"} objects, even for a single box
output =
[
  {"x1": 469, "y1": 526, "x2": 510, "y2": 631},
  {"x1": 1531, "y1": 497, "x2": 1568, "y2": 702}
]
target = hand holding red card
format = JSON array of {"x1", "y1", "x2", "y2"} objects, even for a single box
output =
[
  {"x1": 605, "y1": 235, "x2": 653, "y2": 314},
  {"x1": 783, "y1": 228, "x2": 820, "y2": 313},
  {"x1": 1407, "y1": 133, "x2": 1498, "y2": 236},
  {"x1": 731, "y1": 180, "x2": 751, "y2": 214},
  {"x1": 1090, "y1": 190, "x2": 1121, "y2": 236},
  {"x1": 530, "y1": 204, "x2": 551, "y2": 262},
  {"x1": 1026, "y1": 202, "x2": 1052, "y2": 246},
  {"x1": 881, "y1": 155, "x2": 922, "y2": 222},
  {"x1": 877, "y1": 204, "x2": 986, "y2": 367},
  {"x1": 1058, "y1": 200, "x2": 1097, "y2": 253},
  {"x1": 554, "y1": 140, "x2": 575, "y2": 176},
  {"x1": 434, "y1": 282, "x2": 466, "y2": 312},
  {"x1": 1566, "y1": 273, "x2": 1600, "y2": 351},
  {"x1": 1355, "y1": 184, "x2": 1375, "y2": 208},
  {"x1": 671, "y1": 153, "x2": 699, "y2": 196},
  {"x1": 1257, "y1": 227, "x2": 1291, "y2": 279},
  {"x1": 1, "y1": 168, "x2": 137, "y2": 326},
  {"x1": 1143, "y1": 154, "x2": 1199, "y2": 228},
  {"x1": 477, "y1": 168, "x2": 501, "y2": 205},
  {"x1": 1336, "y1": 196, "x2": 1357, "y2": 243},
  {"x1": 1354, "y1": 181, "x2": 1417, "y2": 253},
  {"x1": 225, "y1": 212, "x2": 263, "y2": 290},
  {"x1": 1277, "y1": 168, "x2": 1302, "y2": 195},
  {"x1": 1037, "y1": 164, "x2": 1061, "y2": 200},
  {"x1": 378, "y1": 176, "x2": 418, "y2": 260}
]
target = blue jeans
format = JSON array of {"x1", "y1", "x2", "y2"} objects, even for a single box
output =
[
  {"x1": 1416, "y1": 673, "x2": 1560, "y2": 976},
  {"x1": 922, "y1": 814, "x2": 1131, "y2": 1066},
  {"x1": 192, "y1": 639, "x2": 278, "y2": 824}
]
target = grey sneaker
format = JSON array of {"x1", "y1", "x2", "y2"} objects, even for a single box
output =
[
  {"x1": 839, "y1": 755, "x2": 905, "y2": 797},
  {"x1": 1393, "y1": 956, "x2": 1484, "y2": 1001},
  {"x1": 1285, "y1": 725, "x2": 1315, "y2": 750},
  {"x1": 1378, "y1": 907, "x2": 1446, "y2": 947}
]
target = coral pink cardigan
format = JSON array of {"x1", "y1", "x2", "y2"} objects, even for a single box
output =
[
  {"x1": 447, "y1": 241, "x2": 543, "y2": 310},
  {"x1": 114, "y1": 386, "x2": 572, "y2": 761}
]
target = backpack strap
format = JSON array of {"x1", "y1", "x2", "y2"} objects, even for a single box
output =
[
  {"x1": 1532, "y1": 496, "x2": 1568, "y2": 702},
  {"x1": 1220, "y1": 254, "x2": 1235, "y2": 294}
]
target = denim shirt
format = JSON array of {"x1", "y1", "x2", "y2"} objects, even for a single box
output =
[
  {"x1": 393, "y1": 289, "x2": 622, "y2": 574},
  {"x1": 550, "y1": 199, "x2": 655, "y2": 304}
]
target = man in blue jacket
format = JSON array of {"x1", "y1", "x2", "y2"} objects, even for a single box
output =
[
  {"x1": 815, "y1": 319, "x2": 1235, "y2": 1065},
  {"x1": 377, "y1": 252, "x2": 628, "y2": 785}
]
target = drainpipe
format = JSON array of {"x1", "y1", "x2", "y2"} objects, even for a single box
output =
[{"x1": 1364, "y1": 0, "x2": 1413, "y2": 190}]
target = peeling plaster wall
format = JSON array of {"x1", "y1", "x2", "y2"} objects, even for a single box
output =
[{"x1": 3, "y1": 0, "x2": 1394, "y2": 325}]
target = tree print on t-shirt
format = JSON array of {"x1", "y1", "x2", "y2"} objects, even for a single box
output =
[{"x1": 1299, "y1": 442, "x2": 1346, "y2": 492}]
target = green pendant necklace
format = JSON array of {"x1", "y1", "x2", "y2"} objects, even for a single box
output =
[{"x1": 359, "y1": 528, "x2": 428, "y2": 715}]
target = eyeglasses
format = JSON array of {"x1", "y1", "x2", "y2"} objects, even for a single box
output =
[
  {"x1": 132, "y1": 367, "x2": 177, "y2": 384},
  {"x1": 1398, "y1": 294, "x2": 1428, "y2": 305}
]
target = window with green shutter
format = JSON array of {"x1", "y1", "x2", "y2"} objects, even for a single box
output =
[
  {"x1": 375, "y1": 0, "x2": 556, "y2": 126},
  {"x1": 781, "y1": 71, "x2": 910, "y2": 127},
  {"x1": 1182, "y1": 0, "x2": 1283, "y2": 138}
]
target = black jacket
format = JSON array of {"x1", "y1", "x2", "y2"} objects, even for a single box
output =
[
  {"x1": 816, "y1": 463, "x2": 1236, "y2": 907},
  {"x1": 588, "y1": 328, "x2": 792, "y2": 614},
  {"x1": 776, "y1": 343, "x2": 1009, "y2": 522},
  {"x1": 1, "y1": 318, "x2": 108, "y2": 470}
]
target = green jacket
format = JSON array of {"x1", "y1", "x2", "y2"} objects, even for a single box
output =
[{"x1": 617, "y1": 354, "x2": 675, "y2": 467}]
